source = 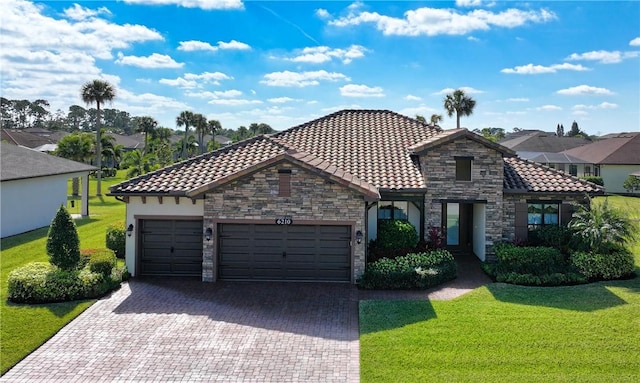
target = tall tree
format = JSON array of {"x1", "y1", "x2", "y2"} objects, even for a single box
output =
[
  {"x1": 81, "y1": 79, "x2": 116, "y2": 196},
  {"x1": 135, "y1": 116, "x2": 158, "y2": 154},
  {"x1": 443, "y1": 89, "x2": 476, "y2": 129},
  {"x1": 192, "y1": 113, "x2": 208, "y2": 155},
  {"x1": 556, "y1": 123, "x2": 564, "y2": 137},
  {"x1": 415, "y1": 115, "x2": 427, "y2": 123},
  {"x1": 473, "y1": 127, "x2": 505, "y2": 142},
  {"x1": 568, "y1": 121, "x2": 580, "y2": 137},
  {"x1": 122, "y1": 149, "x2": 157, "y2": 178},
  {"x1": 176, "y1": 110, "x2": 194, "y2": 160}
]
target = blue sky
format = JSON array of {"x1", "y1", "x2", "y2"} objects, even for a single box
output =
[{"x1": 2, "y1": 0, "x2": 639, "y2": 135}]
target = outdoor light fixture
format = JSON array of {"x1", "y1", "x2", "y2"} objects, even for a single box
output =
[
  {"x1": 204, "y1": 227, "x2": 213, "y2": 241},
  {"x1": 126, "y1": 224, "x2": 134, "y2": 237},
  {"x1": 356, "y1": 230, "x2": 363, "y2": 244}
]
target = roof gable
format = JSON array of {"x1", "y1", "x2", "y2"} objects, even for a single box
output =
[
  {"x1": 1, "y1": 142, "x2": 97, "y2": 181},
  {"x1": 504, "y1": 157, "x2": 603, "y2": 194},
  {"x1": 408, "y1": 128, "x2": 516, "y2": 156}
]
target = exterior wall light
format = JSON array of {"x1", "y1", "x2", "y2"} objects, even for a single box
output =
[
  {"x1": 204, "y1": 227, "x2": 213, "y2": 241},
  {"x1": 356, "y1": 230, "x2": 363, "y2": 244},
  {"x1": 126, "y1": 224, "x2": 134, "y2": 237}
]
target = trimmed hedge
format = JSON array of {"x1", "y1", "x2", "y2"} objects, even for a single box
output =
[
  {"x1": 359, "y1": 250, "x2": 457, "y2": 290},
  {"x1": 106, "y1": 223, "x2": 126, "y2": 259},
  {"x1": 7, "y1": 251, "x2": 124, "y2": 304},
  {"x1": 494, "y1": 244, "x2": 566, "y2": 275},
  {"x1": 376, "y1": 220, "x2": 419, "y2": 250},
  {"x1": 570, "y1": 248, "x2": 636, "y2": 281}
]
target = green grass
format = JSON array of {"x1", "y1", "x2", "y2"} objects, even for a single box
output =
[
  {"x1": 360, "y1": 195, "x2": 640, "y2": 383},
  {"x1": 0, "y1": 172, "x2": 126, "y2": 375}
]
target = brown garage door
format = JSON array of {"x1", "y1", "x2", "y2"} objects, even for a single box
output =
[
  {"x1": 218, "y1": 224, "x2": 351, "y2": 281},
  {"x1": 139, "y1": 219, "x2": 203, "y2": 276}
]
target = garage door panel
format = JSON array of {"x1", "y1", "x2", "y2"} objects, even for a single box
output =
[
  {"x1": 140, "y1": 219, "x2": 203, "y2": 277},
  {"x1": 218, "y1": 223, "x2": 351, "y2": 281}
]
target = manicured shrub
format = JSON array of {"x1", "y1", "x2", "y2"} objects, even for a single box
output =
[
  {"x1": 376, "y1": 220, "x2": 419, "y2": 250},
  {"x1": 570, "y1": 246, "x2": 636, "y2": 281},
  {"x1": 580, "y1": 176, "x2": 604, "y2": 186},
  {"x1": 106, "y1": 223, "x2": 126, "y2": 259},
  {"x1": 7, "y1": 261, "x2": 124, "y2": 304},
  {"x1": 46, "y1": 205, "x2": 81, "y2": 270},
  {"x1": 494, "y1": 244, "x2": 566, "y2": 275},
  {"x1": 496, "y1": 272, "x2": 586, "y2": 286},
  {"x1": 359, "y1": 250, "x2": 457, "y2": 290},
  {"x1": 87, "y1": 249, "x2": 116, "y2": 276},
  {"x1": 528, "y1": 225, "x2": 573, "y2": 254}
]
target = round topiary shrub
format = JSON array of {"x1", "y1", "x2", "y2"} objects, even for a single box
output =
[
  {"x1": 376, "y1": 220, "x2": 419, "y2": 250},
  {"x1": 106, "y1": 223, "x2": 126, "y2": 259},
  {"x1": 46, "y1": 205, "x2": 80, "y2": 270}
]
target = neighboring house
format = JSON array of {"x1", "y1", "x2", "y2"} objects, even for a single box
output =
[
  {"x1": 1, "y1": 128, "x2": 56, "y2": 149},
  {"x1": 1, "y1": 142, "x2": 97, "y2": 238},
  {"x1": 562, "y1": 132, "x2": 640, "y2": 194},
  {"x1": 499, "y1": 131, "x2": 590, "y2": 153},
  {"x1": 517, "y1": 152, "x2": 590, "y2": 177},
  {"x1": 110, "y1": 133, "x2": 145, "y2": 151},
  {"x1": 108, "y1": 110, "x2": 602, "y2": 283}
]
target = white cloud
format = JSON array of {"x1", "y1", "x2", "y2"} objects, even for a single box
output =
[
  {"x1": 434, "y1": 87, "x2": 484, "y2": 95},
  {"x1": 121, "y1": 0, "x2": 244, "y2": 10},
  {"x1": 160, "y1": 71, "x2": 233, "y2": 88},
  {"x1": 572, "y1": 102, "x2": 618, "y2": 110},
  {"x1": 261, "y1": 70, "x2": 349, "y2": 87},
  {"x1": 557, "y1": 85, "x2": 614, "y2": 96},
  {"x1": 186, "y1": 89, "x2": 243, "y2": 98},
  {"x1": 286, "y1": 45, "x2": 368, "y2": 64},
  {"x1": 536, "y1": 105, "x2": 562, "y2": 111},
  {"x1": 329, "y1": 6, "x2": 556, "y2": 36},
  {"x1": 115, "y1": 52, "x2": 183, "y2": 68},
  {"x1": 405, "y1": 94, "x2": 422, "y2": 101},
  {"x1": 178, "y1": 39, "x2": 251, "y2": 51},
  {"x1": 631, "y1": 37, "x2": 640, "y2": 46},
  {"x1": 506, "y1": 97, "x2": 529, "y2": 102},
  {"x1": 116, "y1": 88, "x2": 189, "y2": 114},
  {"x1": 63, "y1": 3, "x2": 111, "y2": 20},
  {"x1": 340, "y1": 84, "x2": 385, "y2": 97},
  {"x1": 399, "y1": 105, "x2": 439, "y2": 116},
  {"x1": 315, "y1": 8, "x2": 330, "y2": 19},
  {"x1": 467, "y1": 36, "x2": 480, "y2": 42},
  {"x1": 208, "y1": 99, "x2": 262, "y2": 106},
  {"x1": 501, "y1": 62, "x2": 589, "y2": 74},
  {"x1": 268, "y1": 97, "x2": 301, "y2": 103},
  {"x1": 565, "y1": 50, "x2": 638, "y2": 64},
  {"x1": 456, "y1": 0, "x2": 483, "y2": 7}
]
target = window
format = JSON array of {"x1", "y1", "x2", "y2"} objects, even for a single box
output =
[
  {"x1": 569, "y1": 164, "x2": 578, "y2": 176},
  {"x1": 455, "y1": 157, "x2": 472, "y2": 181},
  {"x1": 557, "y1": 163, "x2": 565, "y2": 172},
  {"x1": 594, "y1": 165, "x2": 600, "y2": 177},
  {"x1": 378, "y1": 201, "x2": 408, "y2": 220},
  {"x1": 527, "y1": 202, "x2": 559, "y2": 231},
  {"x1": 584, "y1": 165, "x2": 591, "y2": 176}
]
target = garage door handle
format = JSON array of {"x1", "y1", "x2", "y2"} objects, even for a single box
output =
[
  {"x1": 282, "y1": 251, "x2": 286, "y2": 258},
  {"x1": 170, "y1": 246, "x2": 174, "y2": 253}
]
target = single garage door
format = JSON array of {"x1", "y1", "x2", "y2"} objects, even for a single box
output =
[
  {"x1": 218, "y1": 224, "x2": 351, "y2": 281},
  {"x1": 139, "y1": 219, "x2": 203, "y2": 276}
]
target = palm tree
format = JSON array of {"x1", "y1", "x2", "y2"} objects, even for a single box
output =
[
  {"x1": 135, "y1": 116, "x2": 158, "y2": 154},
  {"x1": 192, "y1": 113, "x2": 208, "y2": 155},
  {"x1": 429, "y1": 114, "x2": 443, "y2": 127},
  {"x1": 56, "y1": 132, "x2": 94, "y2": 196},
  {"x1": 122, "y1": 149, "x2": 157, "y2": 178},
  {"x1": 81, "y1": 79, "x2": 116, "y2": 196},
  {"x1": 176, "y1": 111, "x2": 194, "y2": 160},
  {"x1": 443, "y1": 89, "x2": 476, "y2": 129},
  {"x1": 207, "y1": 119, "x2": 222, "y2": 151}
]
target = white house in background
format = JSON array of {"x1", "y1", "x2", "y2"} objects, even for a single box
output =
[
  {"x1": 562, "y1": 132, "x2": 640, "y2": 194},
  {"x1": 0, "y1": 143, "x2": 96, "y2": 238}
]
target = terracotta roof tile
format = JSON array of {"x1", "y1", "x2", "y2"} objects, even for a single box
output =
[
  {"x1": 273, "y1": 109, "x2": 441, "y2": 189},
  {"x1": 504, "y1": 157, "x2": 604, "y2": 194}
]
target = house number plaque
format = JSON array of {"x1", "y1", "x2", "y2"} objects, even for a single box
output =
[{"x1": 275, "y1": 216, "x2": 293, "y2": 225}]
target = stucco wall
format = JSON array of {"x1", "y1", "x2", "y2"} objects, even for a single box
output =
[
  {"x1": 601, "y1": 164, "x2": 640, "y2": 194},
  {"x1": 124, "y1": 197, "x2": 204, "y2": 276},
  {"x1": 419, "y1": 137, "x2": 505, "y2": 257},
  {"x1": 1, "y1": 173, "x2": 81, "y2": 238},
  {"x1": 203, "y1": 162, "x2": 366, "y2": 283}
]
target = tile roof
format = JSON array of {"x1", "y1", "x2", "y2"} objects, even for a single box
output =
[
  {"x1": 562, "y1": 132, "x2": 640, "y2": 164},
  {"x1": 504, "y1": 157, "x2": 604, "y2": 193},
  {"x1": 1, "y1": 142, "x2": 97, "y2": 182},
  {"x1": 109, "y1": 109, "x2": 602, "y2": 198},
  {"x1": 408, "y1": 128, "x2": 515, "y2": 156},
  {"x1": 499, "y1": 131, "x2": 590, "y2": 152},
  {"x1": 273, "y1": 109, "x2": 442, "y2": 190}
]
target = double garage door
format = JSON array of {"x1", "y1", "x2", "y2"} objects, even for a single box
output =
[
  {"x1": 139, "y1": 220, "x2": 352, "y2": 282},
  {"x1": 218, "y1": 224, "x2": 352, "y2": 282}
]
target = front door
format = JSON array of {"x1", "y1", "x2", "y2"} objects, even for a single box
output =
[{"x1": 443, "y1": 203, "x2": 473, "y2": 253}]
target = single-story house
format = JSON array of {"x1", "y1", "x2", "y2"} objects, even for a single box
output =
[
  {"x1": 108, "y1": 110, "x2": 603, "y2": 283},
  {"x1": 562, "y1": 132, "x2": 640, "y2": 194},
  {"x1": 517, "y1": 152, "x2": 590, "y2": 177},
  {"x1": 1, "y1": 142, "x2": 96, "y2": 238},
  {"x1": 499, "y1": 131, "x2": 590, "y2": 153}
]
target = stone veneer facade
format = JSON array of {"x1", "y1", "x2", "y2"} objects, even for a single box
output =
[
  {"x1": 202, "y1": 162, "x2": 367, "y2": 282},
  {"x1": 419, "y1": 137, "x2": 505, "y2": 258}
]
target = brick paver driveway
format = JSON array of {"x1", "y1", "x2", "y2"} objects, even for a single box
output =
[{"x1": 2, "y1": 279, "x2": 359, "y2": 382}]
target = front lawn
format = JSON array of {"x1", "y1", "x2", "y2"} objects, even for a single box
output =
[
  {"x1": 360, "y1": 195, "x2": 640, "y2": 383},
  {"x1": 0, "y1": 172, "x2": 126, "y2": 375}
]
